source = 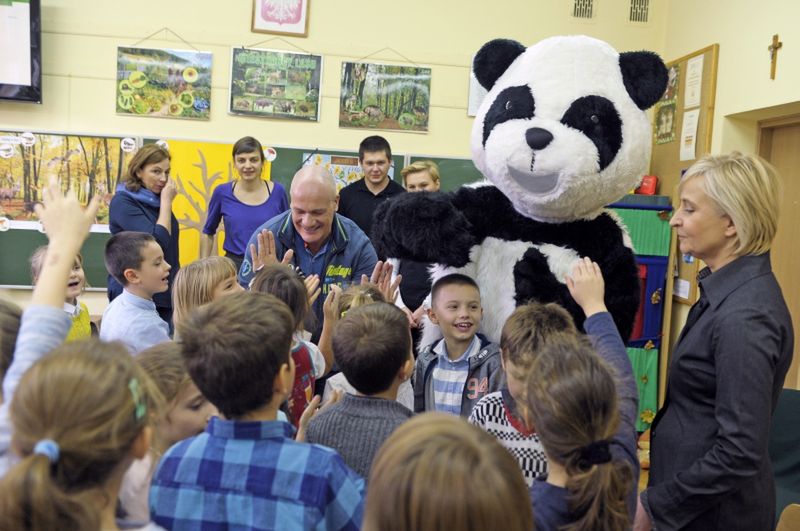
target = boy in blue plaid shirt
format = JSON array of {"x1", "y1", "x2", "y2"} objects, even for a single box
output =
[{"x1": 149, "y1": 291, "x2": 364, "y2": 530}]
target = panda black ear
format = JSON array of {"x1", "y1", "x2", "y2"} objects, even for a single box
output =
[
  {"x1": 619, "y1": 51, "x2": 668, "y2": 110},
  {"x1": 473, "y1": 39, "x2": 526, "y2": 90}
]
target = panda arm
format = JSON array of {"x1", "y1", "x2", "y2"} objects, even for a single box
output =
[
  {"x1": 372, "y1": 191, "x2": 478, "y2": 267},
  {"x1": 595, "y1": 244, "x2": 640, "y2": 343}
]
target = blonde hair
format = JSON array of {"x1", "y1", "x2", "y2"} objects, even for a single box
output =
[
  {"x1": 364, "y1": 413, "x2": 533, "y2": 531},
  {"x1": 0, "y1": 299, "x2": 22, "y2": 387},
  {"x1": 525, "y1": 334, "x2": 632, "y2": 531},
  {"x1": 338, "y1": 283, "x2": 385, "y2": 317},
  {"x1": 30, "y1": 245, "x2": 83, "y2": 285},
  {"x1": 0, "y1": 340, "x2": 161, "y2": 531},
  {"x1": 172, "y1": 256, "x2": 237, "y2": 329},
  {"x1": 681, "y1": 151, "x2": 781, "y2": 255},
  {"x1": 124, "y1": 144, "x2": 170, "y2": 192},
  {"x1": 500, "y1": 302, "x2": 577, "y2": 371},
  {"x1": 400, "y1": 160, "x2": 440, "y2": 187},
  {"x1": 137, "y1": 341, "x2": 191, "y2": 405}
]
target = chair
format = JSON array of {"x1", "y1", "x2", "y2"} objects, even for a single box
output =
[{"x1": 769, "y1": 388, "x2": 800, "y2": 528}]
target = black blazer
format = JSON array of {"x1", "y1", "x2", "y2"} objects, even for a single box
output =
[{"x1": 643, "y1": 253, "x2": 794, "y2": 530}]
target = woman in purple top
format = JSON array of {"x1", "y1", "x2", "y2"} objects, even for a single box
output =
[{"x1": 200, "y1": 136, "x2": 289, "y2": 271}]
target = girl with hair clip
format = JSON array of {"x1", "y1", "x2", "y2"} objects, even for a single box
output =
[
  {"x1": 250, "y1": 265, "x2": 331, "y2": 426},
  {"x1": 119, "y1": 341, "x2": 217, "y2": 524},
  {"x1": 525, "y1": 257, "x2": 639, "y2": 531},
  {"x1": 0, "y1": 340, "x2": 164, "y2": 531},
  {"x1": 200, "y1": 136, "x2": 289, "y2": 272},
  {"x1": 171, "y1": 255, "x2": 243, "y2": 332},
  {"x1": 363, "y1": 413, "x2": 533, "y2": 531},
  {"x1": 30, "y1": 246, "x2": 95, "y2": 341},
  {"x1": 321, "y1": 282, "x2": 414, "y2": 410}
]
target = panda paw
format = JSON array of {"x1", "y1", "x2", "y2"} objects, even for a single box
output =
[{"x1": 373, "y1": 192, "x2": 476, "y2": 266}]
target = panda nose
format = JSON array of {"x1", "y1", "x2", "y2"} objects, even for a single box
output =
[{"x1": 526, "y1": 128, "x2": 554, "y2": 150}]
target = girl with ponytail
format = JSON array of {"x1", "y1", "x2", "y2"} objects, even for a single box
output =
[
  {"x1": 0, "y1": 340, "x2": 163, "y2": 531},
  {"x1": 526, "y1": 257, "x2": 639, "y2": 531}
]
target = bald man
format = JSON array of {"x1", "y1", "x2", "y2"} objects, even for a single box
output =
[{"x1": 238, "y1": 166, "x2": 378, "y2": 338}]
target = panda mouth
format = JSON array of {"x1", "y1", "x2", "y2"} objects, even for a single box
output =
[{"x1": 508, "y1": 164, "x2": 559, "y2": 195}]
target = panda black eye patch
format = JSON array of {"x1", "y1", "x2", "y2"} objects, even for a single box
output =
[
  {"x1": 483, "y1": 85, "x2": 535, "y2": 146},
  {"x1": 560, "y1": 95, "x2": 622, "y2": 171}
]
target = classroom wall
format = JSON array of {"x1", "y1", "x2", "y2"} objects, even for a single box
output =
[
  {"x1": 661, "y1": 0, "x2": 800, "y2": 153},
  {"x1": 1, "y1": 0, "x2": 669, "y2": 309}
]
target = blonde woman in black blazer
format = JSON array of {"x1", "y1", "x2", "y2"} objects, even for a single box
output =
[{"x1": 636, "y1": 152, "x2": 793, "y2": 530}]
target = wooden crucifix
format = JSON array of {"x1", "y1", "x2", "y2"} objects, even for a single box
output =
[{"x1": 768, "y1": 34, "x2": 782, "y2": 80}]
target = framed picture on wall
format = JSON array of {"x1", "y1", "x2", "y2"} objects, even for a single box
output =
[{"x1": 252, "y1": 0, "x2": 310, "y2": 37}]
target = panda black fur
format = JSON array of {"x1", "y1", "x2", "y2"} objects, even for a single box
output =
[{"x1": 373, "y1": 35, "x2": 667, "y2": 344}]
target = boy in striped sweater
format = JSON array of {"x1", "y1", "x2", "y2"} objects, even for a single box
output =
[{"x1": 469, "y1": 302, "x2": 578, "y2": 485}]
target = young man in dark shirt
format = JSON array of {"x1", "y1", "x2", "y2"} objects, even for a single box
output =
[{"x1": 338, "y1": 136, "x2": 405, "y2": 251}]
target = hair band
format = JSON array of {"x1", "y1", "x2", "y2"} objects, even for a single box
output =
[
  {"x1": 128, "y1": 377, "x2": 147, "y2": 421},
  {"x1": 578, "y1": 439, "x2": 612, "y2": 467},
  {"x1": 33, "y1": 439, "x2": 60, "y2": 463}
]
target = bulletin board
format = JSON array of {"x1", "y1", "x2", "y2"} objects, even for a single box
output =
[{"x1": 649, "y1": 44, "x2": 719, "y2": 306}]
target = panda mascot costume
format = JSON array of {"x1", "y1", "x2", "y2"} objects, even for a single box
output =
[{"x1": 373, "y1": 35, "x2": 668, "y2": 345}]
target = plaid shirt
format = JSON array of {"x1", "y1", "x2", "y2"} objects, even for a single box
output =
[{"x1": 149, "y1": 417, "x2": 365, "y2": 530}]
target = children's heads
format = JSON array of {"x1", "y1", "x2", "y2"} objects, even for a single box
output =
[
  {"x1": 0, "y1": 340, "x2": 159, "y2": 531},
  {"x1": 338, "y1": 283, "x2": 385, "y2": 316},
  {"x1": 0, "y1": 299, "x2": 22, "y2": 402},
  {"x1": 177, "y1": 291, "x2": 294, "y2": 419},
  {"x1": 333, "y1": 302, "x2": 413, "y2": 395},
  {"x1": 429, "y1": 273, "x2": 482, "y2": 347},
  {"x1": 105, "y1": 231, "x2": 170, "y2": 295},
  {"x1": 30, "y1": 245, "x2": 86, "y2": 303},
  {"x1": 250, "y1": 265, "x2": 309, "y2": 332},
  {"x1": 500, "y1": 302, "x2": 577, "y2": 402},
  {"x1": 137, "y1": 342, "x2": 217, "y2": 450},
  {"x1": 172, "y1": 256, "x2": 242, "y2": 328},
  {"x1": 364, "y1": 413, "x2": 533, "y2": 531},
  {"x1": 524, "y1": 333, "x2": 633, "y2": 530}
]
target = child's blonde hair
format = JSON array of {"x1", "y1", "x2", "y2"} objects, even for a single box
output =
[
  {"x1": 172, "y1": 256, "x2": 238, "y2": 328},
  {"x1": 0, "y1": 340, "x2": 161, "y2": 531},
  {"x1": 338, "y1": 283, "x2": 385, "y2": 317},
  {"x1": 30, "y1": 245, "x2": 84, "y2": 285},
  {"x1": 250, "y1": 265, "x2": 309, "y2": 332},
  {"x1": 0, "y1": 299, "x2": 22, "y2": 390},
  {"x1": 364, "y1": 413, "x2": 533, "y2": 531},
  {"x1": 137, "y1": 341, "x2": 191, "y2": 405}
]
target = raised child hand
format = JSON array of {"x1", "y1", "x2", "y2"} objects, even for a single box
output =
[
  {"x1": 305, "y1": 274, "x2": 321, "y2": 304},
  {"x1": 566, "y1": 257, "x2": 607, "y2": 318},
  {"x1": 35, "y1": 180, "x2": 101, "y2": 250}
]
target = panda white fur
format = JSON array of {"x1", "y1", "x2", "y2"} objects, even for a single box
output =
[{"x1": 373, "y1": 35, "x2": 667, "y2": 345}]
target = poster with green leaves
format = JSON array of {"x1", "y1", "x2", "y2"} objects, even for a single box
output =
[
  {"x1": 229, "y1": 47, "x2": 322, "y2": 121},
  {"x1": 339, "y1": 62, "x2": 431, "y2": 132},
  {"x1": 116, "y1": 47, "x2": 212, "y2": 120}
]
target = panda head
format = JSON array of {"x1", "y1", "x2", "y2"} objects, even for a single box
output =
[{"x1": 471, "y1": 36, "x2": 667, "y2": 222}]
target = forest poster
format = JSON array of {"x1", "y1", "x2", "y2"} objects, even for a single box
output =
[
  {"x1": 339, "y1": 62, "x2": 431, "y2": 132},
  {"x1": 116, "y1": 47, "x2": 212, "y2": 120},
  {"x1": 0, "y1": 131, "x2": 135, "y2": 229},
  {"x1": 229, "y1": 47, "x2": 322, "y2": 121}
]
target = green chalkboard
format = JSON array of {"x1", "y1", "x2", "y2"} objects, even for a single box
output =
[
  {"x1": 0, "y1": 229, "x2": 111, "y2": 288},
  {"x1": 408, "y1": 156, "x2": 485, "y2": 192},
  {"x1": 269, "y1": 147, "x2": 405, "y2": 190}
]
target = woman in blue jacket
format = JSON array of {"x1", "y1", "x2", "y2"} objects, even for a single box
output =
[{"x1": 108, "y1": 143, "x2": 179, "y2": 328}]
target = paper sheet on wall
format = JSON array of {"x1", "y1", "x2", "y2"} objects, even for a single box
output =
[
  {"x1": 674, "y1": 278, "x2": 690, "y2": 300},
  {"x1": 680, "y1": 109, "x2": 700, "y2": 161},
  {"x1": 684, "y1": 55, "x2": 704, "y2": 109},
  {"x1": 467, "y1": 71, "x2": 488, "y2": 117}
]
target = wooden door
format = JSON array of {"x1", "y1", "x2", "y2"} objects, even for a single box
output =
[{"x1": 760, "y1": 118, "x2": 800, "y2": 389}]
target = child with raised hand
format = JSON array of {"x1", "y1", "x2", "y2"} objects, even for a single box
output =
[
  {"x1": 100, "y1": 231, "x2": 172, "y2": 354},
  {"x1": 0, "y1": 182, "x2": 100, "y2": 476},
  {"x1": 171, "y1": 255, "x2": 243, "y2": 330},
  {"x1": 30, "y1": 246, "x2": 95, "y2": 340},
  {"x1": 363, "y1": 413, "x2": 533, "y2": 531},
  {"x1": 119, "y1": 341, "x2": 218, "y2": 524},
  {"x1": 305, "y1": 302, "x2": 414, "y2": 477},
  {"x1": 469, "y1": 301, "x2": 577, "y2": 486},
  {"x1": 526, "y1": 257, "x2": 639, "y2": 530},
  {"x1": 150, "y1": 291, "x2": 364, "y2": 530},
  {"x1": 0, "y1": 340, "x2": 163, "y2": 531},
  {"x1": 250, "y1": 265, "x2": 331, "y2": 425}
]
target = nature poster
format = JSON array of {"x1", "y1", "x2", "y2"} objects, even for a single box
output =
[
  {"x1": 302, "y1": 152, "x2": 395, "y2": 192},
  {"x1": 654, "y1": 64, "x2": 679, "y2": 145},
  {"x1": 0, "y1": 131, "x2": 135, "y2": 228},
  {"x1": 116, "y1": 47, "x2": 212, "y2": 120},
  {"x1": 229, "y1": 47, "x2": 322, "y2": 121},
  {"x1": 339, "y1": 62, "x2": 431, "y2": 132}
]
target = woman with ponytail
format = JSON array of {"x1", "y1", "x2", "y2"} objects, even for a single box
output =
[
  {"x1": 0, "y1": 340, "x2": 164, "y2": 531},
  {"x1": 526, "y1": 257, "x2": 639, "y2": 531}
]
